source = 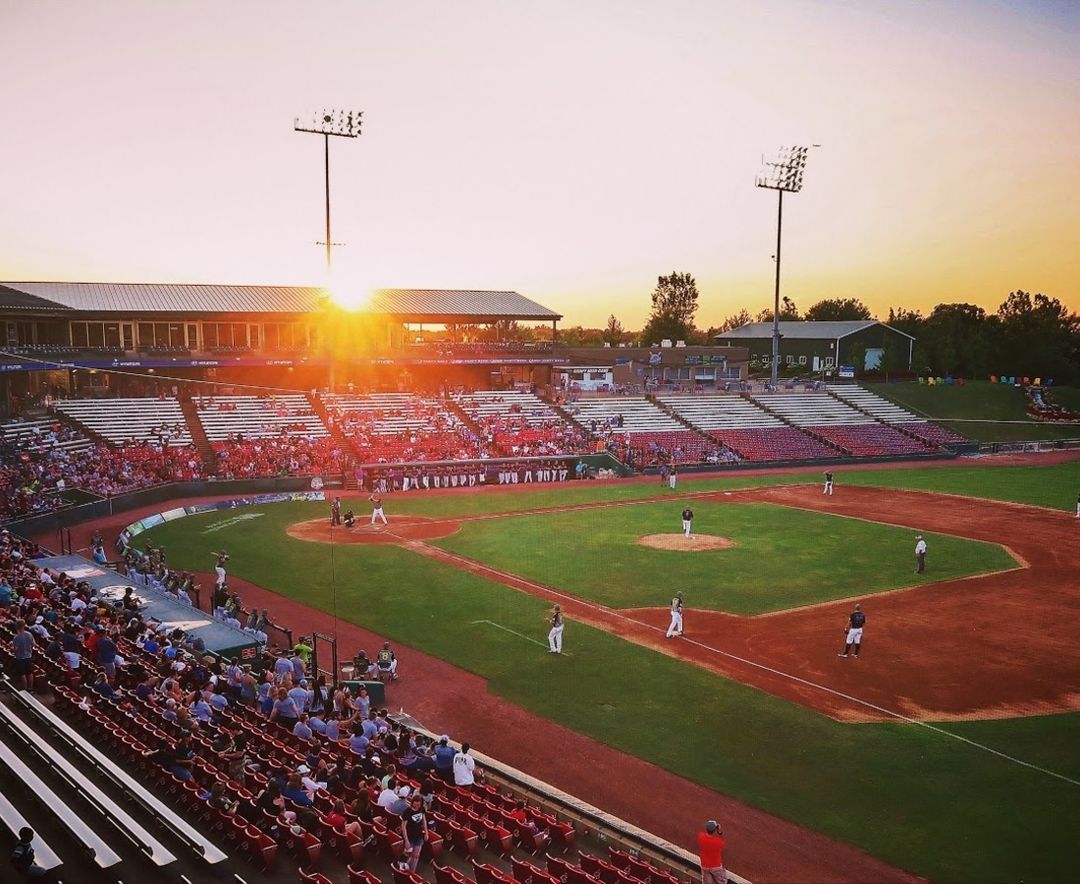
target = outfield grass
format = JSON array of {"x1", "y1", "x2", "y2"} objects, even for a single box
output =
[
  {"x1": 432, "y1": 501, "x2": 1015, "y2": 614},
  {"x1": 135, "y1": 458, "x2": 1080, "y2": 883},
  {"x1": 867, "y1": 380, "x2": 1080, "y2": 442}
]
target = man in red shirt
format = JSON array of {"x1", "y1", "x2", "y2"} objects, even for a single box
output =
[{"x1": 697, "y1": 820, "x2": 726, "y2": 884}]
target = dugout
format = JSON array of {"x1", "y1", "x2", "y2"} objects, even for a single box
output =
[{"x1": 33, "y1": 553, "x2": 261, "y2": 660}]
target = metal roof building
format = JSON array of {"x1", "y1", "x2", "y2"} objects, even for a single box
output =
[
  {"x1": 715, "y1": 320, "x2": 912, "y2": 341},
  {"x1": 0, "y1": 282, "x2": 562, "y2": 321}
]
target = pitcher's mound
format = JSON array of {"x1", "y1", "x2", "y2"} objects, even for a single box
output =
[
  {"x1": 637, "y1": 534, "x2": 735, "y2": 552},
  {"x1": 287, "y1": 516, "x2": 460, "y2": 544}
]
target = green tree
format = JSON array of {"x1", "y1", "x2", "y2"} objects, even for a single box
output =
[
  {"x1": 921, "y1": 303, "x2": 993, "y2": 379},
  {"x1": 558, "y1": 326, "x2": 606, "y2": 346},
  {"x1": 995, "y1": 291, "x2": 1079, "y2": 382},
  {"x1": 602, "y1": 314, "x2": 625, "y2": 346},
  {"x1": 847, "y1": 341, "x2": 867, "y2": 374},
  {"x1": 804, "y1": 298, "x2": 873, "y2": 321},
  {"x1": 780, "y1": 296, "x2": 801, "y2": 320},
  {"x1": 640, "y1": 272, "x2": 699, "y2": 344},
  {"x1": 878, "y1": 344, "x2": 897, "y2": 381},
  {"x1": 715, "y1": 309, "x2": 753, "y2": 334}
]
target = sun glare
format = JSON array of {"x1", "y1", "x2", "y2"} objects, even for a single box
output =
[{"x1": 327, "y1": 283, "x2": 375, "y2": 312}]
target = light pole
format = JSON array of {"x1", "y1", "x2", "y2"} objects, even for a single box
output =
[
  {"x1": 755, "y1": 145, "x2": 811, "y2": 387},
  {"x1": 294, "y1": 109, "x2": 363, "y2": 270}
]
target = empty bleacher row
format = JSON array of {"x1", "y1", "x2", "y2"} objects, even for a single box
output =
[
  {"x1": 196, "y1": 394, "x2": 329, "y2": 441},
  {"x1": 1, "y1": 416, "x2": 93, "y2": 454},
  {"x1": 55, "y1": 396, "x2": 193, "y2": 445},
  {"x1": 827, "y1": 385, "x2": 968, "y2": 446},
  {"x1": 567, "y1": 397, "x2": 724, "y2": 464}
]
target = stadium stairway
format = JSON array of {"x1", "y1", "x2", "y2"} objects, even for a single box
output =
[
  {"x1": 49, "y1": 408, "x2": 109, "y2": 447},
  {"x1": 645, "y1": 394, "x2": 721, "y2": 452},
  {"x1": 179, "y1": 396, "x2": 218, "y2": 472},
  {"x1": 824, "y1": 386, "x2": 945, "y2": 450},
  {"x1": 445, "y1": 399, "x2": 488, "y2": 447},
  {"x1": 548, "y1": 400, "x2": 591, "y2": 438},
  {"x1": 745, "y1": 394, "x2": 850, "y2": 456},
  {"x1": 307, "y1": 391, "x2": 353, "y2": 453}
]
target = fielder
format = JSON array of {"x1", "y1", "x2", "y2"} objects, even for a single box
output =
[
  {"x1": 915, "y1": 534, "x2": 927, "y2": 573},
  {"x1": 838, "y1": 604, "x2": 866, "y2": 658},
  {"x1": 666, "y1": 591, "x2": 684, "y2": 638},
  {"x1": 369, "y1": 491, "x2": 388, "y2": 526},
  {"x1": 682, "y1": 506, "x2": 694, "y2": 538},
  {"x1": 823, "y1": 471, "x2": 834, "y2": 495},
  {"x1": 210, "y1": 550, "x2": 229, "y2": 588},
  {"x1": 668, "y1": 466, "x2": 678, "y2": 490},
  {"x1": 1075, "y1": 488, "x2": 1079, "y2": 517},
  {"x1": 547, "y1": 604, "x2": 564, "y2": 654}
]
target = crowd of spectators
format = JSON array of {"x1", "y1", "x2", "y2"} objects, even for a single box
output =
[
  {"x1": 1, "y1": 440, "x2": 204, "y2": 519},
  {"x1": 1025, "y1": 385, "x2": 1080, "y2": 423},
  {"x1": 213, "y1": 435, "x2": 346, "y2": 479},
  {"x1": 0, "y1": 527, "x2": 512, "y2": 876},
  {"x1": 329, "y1": 399, "x2": 489, "y2": 464}
]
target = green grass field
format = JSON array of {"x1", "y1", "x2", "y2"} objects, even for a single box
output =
[
  {"x1": 432, "y1": 501, "x2": 1015, "y2": 614},
  {"x1": 867, "y1": 380, "x2": 1080, "y2": 442},
  {"x1": 139, "y1": 459, "x2": 1080, "y2": 883}
]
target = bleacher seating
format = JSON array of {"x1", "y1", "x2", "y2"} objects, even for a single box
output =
[
  {"x1": 196, "y1": 394, "x2": 328, "y2": 441},
  {"x1": 55, "y1": 397, "x2": 193, "y2": 445},
  {"x1": 0, "y1": 416, "x2": 92, "y2": 454},
  {"x1": 454, "y1": 391, "x2": 589, "y2": 457},
  {"x1": 751, "y1": 392, "x2": 935, "y2": 457},
  {"x1": 827, "y1": 386, "x2": 967, "y2": 446},
  {"x1": 567, "y1": 397, "x2": 722, "y2": 463},
  {"x1": 325, "y1": 393, "x2": 488, "y2": 463},
  {"x1": 706, "y1": 426, "x2": 836, "y2": 461}
]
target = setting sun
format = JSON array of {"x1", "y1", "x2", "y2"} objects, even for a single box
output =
[{"x1": 327, "y1": 281, "x2": 376, "y2": 312}]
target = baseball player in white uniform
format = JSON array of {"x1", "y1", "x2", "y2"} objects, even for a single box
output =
[
  {"x1": 915, "y1": 534, "x2": 927, "y2": 573},
  {"x1": 211, "y1": 551, "x2": 229, "y2": 588},
  {"x1": 666, "y1": 591, "x2": 684, "y2": 638},
  {"x1": 369, "y1": 492, "x2": 388, "y2": 526},
  {"x1": 823, "y1": 471, "x2": 834, "y2": 495},
  {"x1": 547, "y1": 604, "x2": 564, "y2": 654}
]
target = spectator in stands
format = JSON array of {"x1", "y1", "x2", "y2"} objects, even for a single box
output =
[
  {"x1": 281, "y1": 772, "x2": 314, "y2": 807},
  {"x1": 453, "y1": 741, "x2": 477, "y2": 788},
  {"x1": 11, "y1": 619, "x2": 35, "y2": 691},
  {"x1": 401, "y1": 792, "x2": 429, "y2": 872},
  {"x1": 9, "y1": 826, "x2": 46, "y2": 878},
  {"x1": 697, "y1": 820, "x2": 727, "y2": 884},
  {"x1": 434, "y1": 734, "x2": 456, "y2": 782}
]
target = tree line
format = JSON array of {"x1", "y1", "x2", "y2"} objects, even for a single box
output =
[{"x1": 441, "y1": 272, "x2": 1079, "y2": 384}]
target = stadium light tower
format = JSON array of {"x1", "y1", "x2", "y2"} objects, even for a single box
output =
[
  {"x1": 755, "y1": 145, "x2": 811, "y2": 387},
  {"x1": 294, "y1": 109, "x2": 362, "y2": 270}
]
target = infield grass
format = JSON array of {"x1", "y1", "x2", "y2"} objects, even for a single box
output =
[
  {"x1": 431, "y1": 501, "x2": 1015, "y2": 614},
  {"x1": 137, "y1": 458, "x2": 1080, "y2": 883}
]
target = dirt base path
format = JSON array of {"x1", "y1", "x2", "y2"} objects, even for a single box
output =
[{"x1": 409, "y1": 484, "x2": 1080, "y2": 722}]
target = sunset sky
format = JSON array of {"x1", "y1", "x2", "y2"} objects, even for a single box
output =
[{"x1": 1, "y1": 0, "x2": 1077, "y2": 328}]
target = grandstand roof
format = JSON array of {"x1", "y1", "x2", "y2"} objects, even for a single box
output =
[
  {"x1": 0, "y1": 282, "x2": 323, "y2": 313},
  {"x1": 0, "y1": 282, "x2": 562, "y2": 320},
  {"x1": 367, "y1": 289, "x2": 561, "y2": 321},
  {"x1": 715, "y1": 320, "x2": 914, "y2": 340}
]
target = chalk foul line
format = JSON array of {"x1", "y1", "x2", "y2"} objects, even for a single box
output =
[
  {"x1": 471, "y1": 619, "x2": 569, "y2": 654},
  {"x1": 429, "y1": 546, "x2": 1079, "y2": 789}
]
